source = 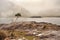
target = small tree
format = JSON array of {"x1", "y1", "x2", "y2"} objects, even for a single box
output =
[
  {"x1": 15, "y1": 13, "x2": 21, "y2": 22},
  {"x1": 11, "y1": 13, "x2": 21, "y2": 35}
]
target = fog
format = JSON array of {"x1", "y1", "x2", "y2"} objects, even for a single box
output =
[{"x1": 0, "y1": 0, "x2": 60, "y2": 17}]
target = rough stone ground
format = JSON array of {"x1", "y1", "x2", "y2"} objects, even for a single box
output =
[{"x1": 0, "y1": 21, "x2": 60, "y2": 40}]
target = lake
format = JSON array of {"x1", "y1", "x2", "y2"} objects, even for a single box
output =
[{"x1": 0, "y1": 17, "x2": 60, "y2": 25}]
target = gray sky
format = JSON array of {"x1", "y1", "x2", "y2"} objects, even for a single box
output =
[
  {"x1": 9, "y1": 0, "x2": 60, "y2": 13},
  {"x1": 0, "y1": 0, "x2": 60, "y2": 17}
]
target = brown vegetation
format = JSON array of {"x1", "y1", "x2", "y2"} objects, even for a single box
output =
[{"x1": 0, "y1": 31, "x2": 7, "y2": 40}]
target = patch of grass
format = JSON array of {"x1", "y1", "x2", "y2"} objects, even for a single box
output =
[{"x1": 25, "y1": 36, "x2": 35, "y2": 40}]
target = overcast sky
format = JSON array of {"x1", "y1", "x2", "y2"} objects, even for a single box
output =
[
  {"x1": 9, "y1": 0, "x2": 60, "y2": 13},
  {"x1": 0, "y1": 0, "x2": 60, "y2": 17}
]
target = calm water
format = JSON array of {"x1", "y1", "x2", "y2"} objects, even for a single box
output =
[{"x1": 0, "y1": 17, "x2": 60, "y2": 25}]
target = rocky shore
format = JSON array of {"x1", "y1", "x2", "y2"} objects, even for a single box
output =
[
  {"x1": 0, "y1": 21, "x2": 60, "y2": 40},
  {"x1": 0, "y1": 21, "x2": 60, "y2": 30}
]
